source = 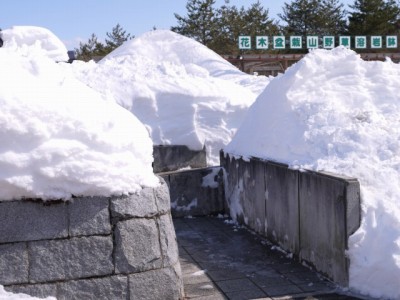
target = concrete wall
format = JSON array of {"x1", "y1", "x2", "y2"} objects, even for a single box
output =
[
  {"x1": 220, "y1": 151, "x2": 361, "y2": 286},
  {"x1": 0, "y1": 178, "x2": 184, "y2": 300},
  {"x1": 153, "y1": 145, "x2": 207, "y2": 173},
  {"x1": 160, "y1": 167, "x2": 225, "y2": 218}
]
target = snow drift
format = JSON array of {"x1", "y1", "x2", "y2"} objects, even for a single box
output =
[
  {"x1": 225, "y1": 47, "x2": 400, "y2": 300},
  {"x1": 68, "y1": 30, "x2": 270, "y2": 165}
]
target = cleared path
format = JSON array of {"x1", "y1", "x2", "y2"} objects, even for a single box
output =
[{"x1": 174, "y1": 216, "x2": 366, "y2": 300}]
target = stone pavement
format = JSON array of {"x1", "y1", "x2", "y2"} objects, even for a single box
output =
[{"x1": 174, "y1": 216, "x2": 367, "y2": 300}]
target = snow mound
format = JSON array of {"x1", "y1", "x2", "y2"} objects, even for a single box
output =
[
  {"x1": 0, "y1": 49, "x2": 158, "y2": 201},
  {"x1": 1, "y1": 26, "x2": 68, "y2": 61},
  {"x1": 68, "y1": 30, "x2": 270, "y2": 165},
  {"x1": 225, "y1": 47, "x2": 400, "y2": 300}
]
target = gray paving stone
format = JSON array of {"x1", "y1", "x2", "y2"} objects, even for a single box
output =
[
  {"x1": 57, "y1": 275, "x2": 128, "y2": 300},
  {"x1": 181, "y1": 262, "x2": 205, "y2": 275},
  {"x1": 225, "y1": 289, "x2": 269, "y2": 300},
  {"x1": 183, "y1": 270, "x2": 212, "y2": 285},
  {"x1": 114, "y1": 218, "x2": 162, "y2": 273},
  {"x1": 110, "y1": 187, "x2": 158, "y2": 220},
  {"x1": 28, "y1": 236, "x2": 113, "y2": 282},
  {"x1": 262, "y1": 284, "x2": 303, "y2": 297},
  {"x1": 69, "y1": 196, "x2": 111, "y2": 236},
  {"x1": 0, "y1": 201, "x2": 68, "y2": 243},
  {"x1": 177, "y1": 217, "x2": 363, "y2": 300},
  {"x1": 193, "y1": 294, "x2": 228, "y2": 300},
  {"x1": 129, "y1": 264, "x2": 183, "y2": 300},
  {"x1": 215, "y1": 278, "x2": 260, "y2": 293},
  {"x1": 0, "y1": 243, "x2": 28, "y2": 285},
  {"x1": 4, "y1": 283, "x2": 57, "y2": 298},
  {"x1": 184, "y1": 282, "x2": 224, "y2": 298},
  {"x1": 206, "y1": 269, "x2": 245, "y2": 281}
]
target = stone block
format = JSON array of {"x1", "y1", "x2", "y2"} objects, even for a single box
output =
[
  {"x1": 57, "y1": 276, "x2": 128, "y2": 300},
  {"x1": 0, "y1": 243, "x2": 28, "y2": 285},
  {"x1": 129, "y1": 264, "x2": 184, "y2": 300},
  {"x1": 110, "y1": 188, "x2": 158, "y2": 221},
  {"x1": 162, "y1": 167, "x2": 224, "y2": 217},
  {"x1": 69, "y1": 197, "x2": 111, "y2": 236},
  {"x1": 154, "y1": 176, "x2": 171, "y2": 215},
  {"x1": 0, "y1": 200, "x2": 68, "y2": 243},
  {"x1": 298, "y1": 170, "x2": 359, "y2": 286},
  {"x1": 265, "y1": 161, "x2": 299, "y2": 254},
  {"x1": 4, "y1": 283, "x2": 57, "y2": 299},
  {"x1": 114, "y1": 218, "x2": 162, "y2": 274},
  {"x1": 220, "y1": 152, "x2": 241, "y2": 221},
  {"x1": 158, "y1": 214, "x2": 179, "y2": 267},
  {"x1": 240, "y1": 158, "x2": 267, "y2": 234},
  {"x1": 29, "y1": 236, "x2": 113, "y2": 283},
  {"x1": 153, "y1": 145, "x2": 207, "y2": 173}
]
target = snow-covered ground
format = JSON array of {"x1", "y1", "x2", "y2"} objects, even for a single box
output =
[
  {"x1": 67, "y1": 30, "x2": 270, "y2": 165},
  {"x1": 1, "y1": 26, "x2": 399, "y2": 299},
  {"x1": 225, "y1": 47, "x2": 400, "y2": 299}
]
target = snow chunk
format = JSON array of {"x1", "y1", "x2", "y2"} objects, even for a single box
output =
[
  {"x1": 0, "y1": 285, "x2": 55, "y2": 299},
  {"x1": 1, "y1": 26, "x2": 68, "y2": 61},
  {"x1": 0, "y1": 49, "x2": 158, "y2": 201},
  {"x1": 225, "y1": 47, "x2": 400, "y2": 300}
]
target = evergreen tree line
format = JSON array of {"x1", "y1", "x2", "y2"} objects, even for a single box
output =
[
  {"x1": 76, "y1": 0, "x2": 400, "y2": 60},
  {"x1": 75, "y1": 24, "x2": 133, "y2": 61}
]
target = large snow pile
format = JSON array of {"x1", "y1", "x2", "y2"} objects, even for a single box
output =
[
  {"x1": 0, "y1": 35, "x2": 158, "y2": 201},
  {"x1": 225, "y1": 47, "x2": 400, "y2": 299},
  {"x1": 68, "y1": 30, "x2": 270, "y2": 165},
  {"x1": 1, "y1": 26, "x2": 68, "y2": 62}
]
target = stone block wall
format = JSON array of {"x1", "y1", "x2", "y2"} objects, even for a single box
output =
[
  {"x1": 160, "y1": 167, "x2": 225, "y2": 217},
  {"x1": 0, "y1": 178, "x2": 184, "y2": 300},
  {"x1": 153, "y1": 145, "x2": 207, "y2": 173},
  {"x1": 220, "y1": 151, "x2": 361, "y2": 286}
]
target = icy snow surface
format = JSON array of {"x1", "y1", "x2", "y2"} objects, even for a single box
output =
[
  {"x1": 225, "y1": 47, "x2": 400, "y2": 300},
  {"x1": 1, "y1": 26, "x2": 68, "y2": 62},
  {"x1": 68, "y1": 30, "x2": 270, "y2": 165}
]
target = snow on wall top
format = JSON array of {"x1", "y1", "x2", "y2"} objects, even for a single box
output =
[{"x1": 0, "y1": 47, "x2": 158, "y2": 201}]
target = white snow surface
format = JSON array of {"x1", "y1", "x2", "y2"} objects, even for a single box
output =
[
  {"x1": 0, "y1": 31, "x2": 158, "y2": 201},
  {"x1": 0, "y1": 286, "x2": 55, "y2": 300},
  {"x1": 1, "y1": 26, "x2": 68, "y2": 62},
  {"x1": 225, "y1": 47, "x2": 400, "y2": 299},
  {"x1": 68, "y1": 30, "x2": 270, "y2": 165}
]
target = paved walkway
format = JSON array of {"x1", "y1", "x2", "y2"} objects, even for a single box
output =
[{"x1": 174, "y1": 216, "x2": 367, "y2": 300}]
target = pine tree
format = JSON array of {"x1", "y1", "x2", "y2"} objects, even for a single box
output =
[
  {"x1": 210, "y1": 2, "x2": 246, "y2": 54},
  {"x1": 75, "y1": 33, "x2": 106, "y2": 61},
  {"x1": 171, "y1": 0, "x2": 218, "y2": 47},
  {"x1": 347, "y1": 0, "x2": 400, "y2": 35},
  {"x1": 105, "y1": 24, "x2": 132, "y2": 52},
  {"x1": 243, "y1": 1, "x2": 280, "y2": 37},
  {"x1": 319, "y1": 0, "x2": 348, "y2": 35},
  {"x1": 279, "y1": 0, "x2": 322, "y2": 35}
]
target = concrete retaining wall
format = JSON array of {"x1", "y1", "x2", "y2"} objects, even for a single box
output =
[
  {"x1": 220, "y1": 151, "x2": 361, "y2": 286},
  {"x1": 153, "y1": 145, "x2": 207, "y2": 173},
  {"x1": 160, "y1": 167, "x2": 225, "y2": 218},
  {"x1": 0, "y1": 178, "x2": 184, "y2": 300}
]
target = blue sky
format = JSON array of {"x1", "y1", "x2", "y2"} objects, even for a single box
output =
[{"x1": 2, "y1": 0, "x2": 353, "y2": 50}]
